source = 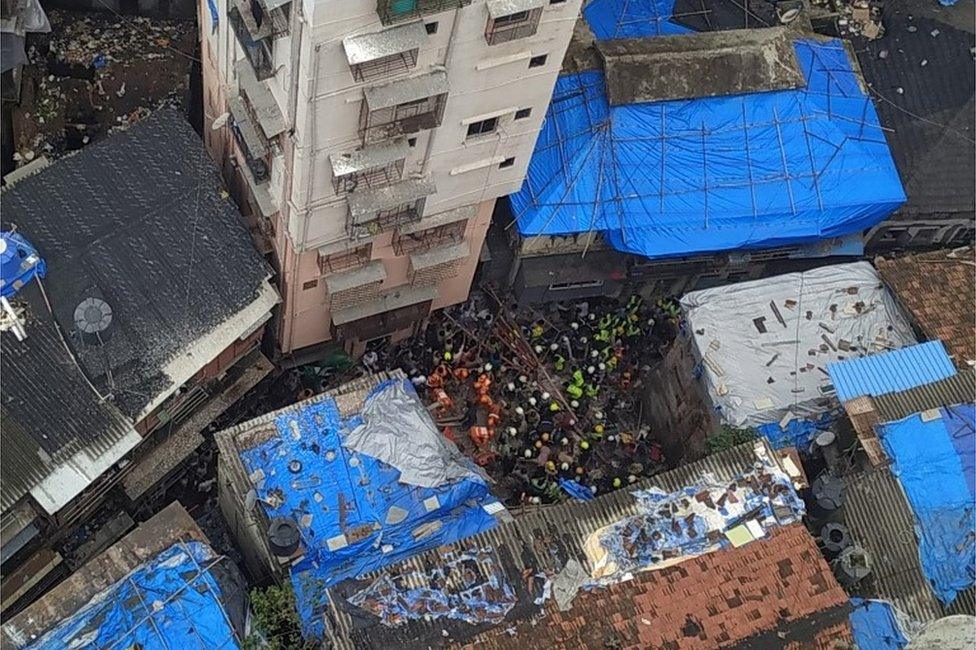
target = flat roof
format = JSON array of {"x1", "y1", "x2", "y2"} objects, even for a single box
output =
[
  {"x1": 363, "y1": 70, "x2": 448, "y2": 111},
  {"x1": 343, "y1": 22, "x2": 427, "y2": 66}
]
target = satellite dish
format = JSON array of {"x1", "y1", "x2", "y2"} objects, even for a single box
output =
[{"x1": 778, "y1": 7, "x2": 800, "y2": 23}]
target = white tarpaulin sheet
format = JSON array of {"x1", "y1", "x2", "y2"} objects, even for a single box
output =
[{"x1": 681, "y1": 262, "x2": 916, "y2": 428}]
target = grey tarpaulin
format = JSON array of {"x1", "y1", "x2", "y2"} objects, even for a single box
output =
[
  {"x1": 1, "y1": 34, "x2": 27, "y2": 74},
  {"x1": 343, "y1": 379, "x2": 486, "y2": 488},
  {"x1": 552, "y1": 559, "x2": 588, "y2": 611},
  {"x1": 681, "y1": 262, "x2": 915, "y2": 428}
]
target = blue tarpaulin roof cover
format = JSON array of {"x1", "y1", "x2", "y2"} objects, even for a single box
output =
[
  {"x1": 240, "y1": 378, "x2": 505, "y2": 639},
  {"x1": 880, "y1": 404, "x2": 976, "y2": 605},
  {"x1": 26, "y1": 541, "x2": 239, "y2": 649},
  {"x1": 510, "y1": 1, "x2": 904, "y2": 259},
  {"x1": 849, "y1": 598, "x2": 909, "y2": 650},
  {"x1": 828, "y1": 341, "x2": 957, "y2": 403}
]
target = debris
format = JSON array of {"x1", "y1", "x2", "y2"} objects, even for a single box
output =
[{"x1": 769, "y1": 301, "x2": 787, "y2": 328}]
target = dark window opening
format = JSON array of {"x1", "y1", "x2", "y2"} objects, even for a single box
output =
[
  {"x1": 303, "y1": 279, "x2": 319, "y2": 290},
  {"x1": 494, "y1": 9, "x2": 529, "y2": 25},
  {"x1": 466, "y1": 117, "x2": 499, "y2": 138},
  {"x1": 499, "y1": 157, "x2": 515, "y2": 168},
  {"x1": 408, "y1": 137, "x2": 418, "y2": 147},
  {"x1": 425, "y1": 21, "x2": 438, "y2": 34},
  {"x1": 514, "y1": 107, "x2": 532, "y2": 120},
  {"x1": 528, "y1": 54, "x2": 547, "y2": 68}
]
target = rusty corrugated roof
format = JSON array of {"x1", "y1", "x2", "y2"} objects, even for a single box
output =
[
  {"x1": 321, "y1": 440, "x2": 848, "y2": 649},
  {"x1": 844, "y1": 467, "x2": 976, "y2": 624},
  {"x1": 873, "y1": 370, "x2": 976, "y2": 423},
  {"x1": 876, "y1": 249, "x2": 976, "y2": 367}
]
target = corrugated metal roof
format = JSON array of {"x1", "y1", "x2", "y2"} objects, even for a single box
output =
[
  {"x1": 363, "y1": 71, "x2": 448, "y2": 110},
  {"x1": 874, "y1": 370, "x2": 976, "y2": 423},
  {"x1": 347, "y1": 177, "x2": 436, "y2": 220},
  {"x1": 343, "y1": 22, "x2": 427, "y2": 66},
  {"x1": 828, "y1": 341, "x2": 957, "y2": 403},
  {"x1": 486, "y1": 0, "x2": 545, "y2": 18},
  {"x1": 843, "y1": 467, "x2": 976, "y2": 625},
  {"x1": 329, "y1": 139, "x2": 409, "y2": 178},
  {"x1": 322, "y1": 439, "x2": 787, "y2": 649}
]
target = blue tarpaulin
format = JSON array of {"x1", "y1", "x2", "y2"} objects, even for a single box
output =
[
  {"x1": 757, "y1": 413, "x2": 837, "y2": 451},
  {"x1": 240, "y1": 379, "x2": 504, "y2": 639},
  {"x1": 583, "y1": 0, "x2": 690, "y2": 39},
  {"x1": 511, "y1": 35, "x2": 905, "y2": 259},
  {"x1": 828, "y1": 341, "x2": 957, "y2": 403},
  {"x1": 880, "y1": 404, "x2": 976, "y2": 604},
  {"x1": 849, "y1": 598, "x2": 909, "y2": 650},
  {"x1": 27, "y1": 541, "x2": 239, "y2": 649}
]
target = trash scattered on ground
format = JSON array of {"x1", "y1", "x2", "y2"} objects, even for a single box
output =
[{"x1": 11, "y1": 10, "x2": 195, "y2": 166}]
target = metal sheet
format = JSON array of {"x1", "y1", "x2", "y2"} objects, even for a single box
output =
[
  {"x1": 331, "y1": 286, "x2": 437, "y2": 325},
  {"x1": 409, "y1": 241, "x2": 469, "y2": 271},
  {"x1": 363, "y1": 70, "x2": 448, "y2": 110},
  {"x1": 487, "y1": 0, "x2": 544, "y2": 17},
  {"x1": 324, "y1": 261, "x2": 387, "y2": 294},
  {"x1": 347, "y1": 177, "x2": 436, "y2": 220},
  {"x1": 227, "y1": 95, "x2": 269, "y2": 157},
  {"x1": 343, "y1": 22, "x2": 427, "y2": 66},
  {"x1": 235, "y1": 59, "x2": 287, "y2": 138},
  {"x1": 397, "y1": 204, "x2": 476, "y2": 234},
  {"x1": 329, "y1": 138, "x2": 409, "y2": 178}
]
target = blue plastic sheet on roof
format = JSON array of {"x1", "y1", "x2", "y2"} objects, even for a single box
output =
[
  {"x1": 0, "y1": 231, "x2": 46, "y2": 298},
  {"x1": 756, "y1": 412, "x2": 836, "y2": 451},
  {"x1": 27, "y1": 541, "x2": 238, "y2": 650},
  {"x1": 583, "y1": 0, "x2": 691, "y2": 40},
  {"x1": 240, "y1": 379, "x2": 503, "y2": 639},
  {"x1": 828, "y1": 341, "x2": 956, "y2": 403},
  {"x1": 880, "y1": 404, "x2": 976, "y2": 604},
  {"x1": 511, "y1": 39, "x2": 905, "y2": 260},
  {"x1": 849, "y1": 598, "x2": 909, "y2": 650}
]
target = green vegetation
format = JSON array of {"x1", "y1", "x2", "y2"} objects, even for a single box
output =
[
  {"x1": 706, "y1": 425, "x2": 758, "y2": 454},
  {"x1": 244, "y1": 584, "x2": 317, "y2": 650}
]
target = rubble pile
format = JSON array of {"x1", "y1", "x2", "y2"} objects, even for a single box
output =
[
  {"x1": 376, "y1": 290, "x2": 681, "y2": 506},
  {"x1": 12, "y1": 10, "x2": 195, "y2": 165}
]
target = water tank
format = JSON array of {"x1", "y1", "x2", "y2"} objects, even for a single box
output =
[
  {"x1": 0, "y1": 231, "x2": 46, "y2": 298},
  {"x1": 267, "y1": 517, "x2": 301, "y2": 557}
]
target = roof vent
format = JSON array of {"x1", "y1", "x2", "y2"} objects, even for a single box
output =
[
  {"x1": 74, "y1": 296, "x2": 113, "y2": 344},
  {"x1": 267, "y1": 517, "x2": 301, "y2": 557}
]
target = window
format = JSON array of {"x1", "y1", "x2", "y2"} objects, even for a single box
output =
[
  {"x1": 425, "y1": 21, "x2": 438, "y2": 34},
  {"x1": 550, "y1": 0, "x2": 566, "y2": 4},
  {"x1": 485, "y1": 8, "x2": 542, "y2": 45},
  {"x1": 319, "y1": 244, "x2": 373, "y2": 275},
  {"x1": 303, "y1": 279, "x2": 319, "y2": 290},
  {"x1": 514, "y1": 107, "x2": 532, "y2": 120},
  {"x1": 499, "y1": 157, "x2": 515, "y2": 168},
  {"x1": 466, "y1": 117, "x2": 498, "y2": 139},
  {"x1": 408, "y1": 137, "x2": 417, "y2": 147},
  {"x1": 528, "y1": 54, "x2": 548, "y2": 68}
]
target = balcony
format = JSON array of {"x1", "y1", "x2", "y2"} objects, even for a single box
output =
[
  {"x1": 346, "y1": 176, "x2": 436, "y2": 239},
  {"x1": 485, "y1": 0, "x2": 544, "y2": 46},
  {"x1": 236, "y1": 60, "x2": 287, "y2": 139},
  {"x1": 331, "y1": 286, "x2": 436, "y2": 341},
  {"x1": 359, "y1": 71, "x2": 448, "y2": 144},
  {"x1": 318, "y1": 243, "x2": 373, "y2": 275},
  {"x1": 393, "y1": 217, "x2": 466, "y2": 255},
  {"x1": 376, "y1": 0, "x2": 471, "y2": 26},
  {"x1": 229, "y1": 6, "x2": 275, "y2": 80},
  {"x1": 408, "y1": 240, "x2": 470, "y2": 285},
  {"x1": 228, "y1": 95, "x2": 270, "y2": 183},
  {"x1": 329, "y1": 138, "x2": 409, "y2": 195},
  {"x1": 343, "y1": 22, "x2": 427, "y2": 83}
]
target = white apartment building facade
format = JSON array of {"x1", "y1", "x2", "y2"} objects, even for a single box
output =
[{"x1": 199, "y1": 0, "x2": 582, "y2": 355}]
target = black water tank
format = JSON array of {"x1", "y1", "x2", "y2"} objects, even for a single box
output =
[{"x1": 267, "y1": 517, "x2": 301, "y2": 557}]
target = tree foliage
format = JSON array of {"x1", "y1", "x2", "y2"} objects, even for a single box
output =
[
  {"x1": 244, "y1": 584, "x2": 317, "y2": 650},
  {"x1": 706, "y1": 425, "x2": 758, "y2": 454}
]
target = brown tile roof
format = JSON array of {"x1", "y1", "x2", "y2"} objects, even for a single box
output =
[
  {"x1": 875, "y1": 249, "x2": 976, "y2": 367},
  {"x1": 461, "y1": 525, "x2": 850, "y2": 650}
]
